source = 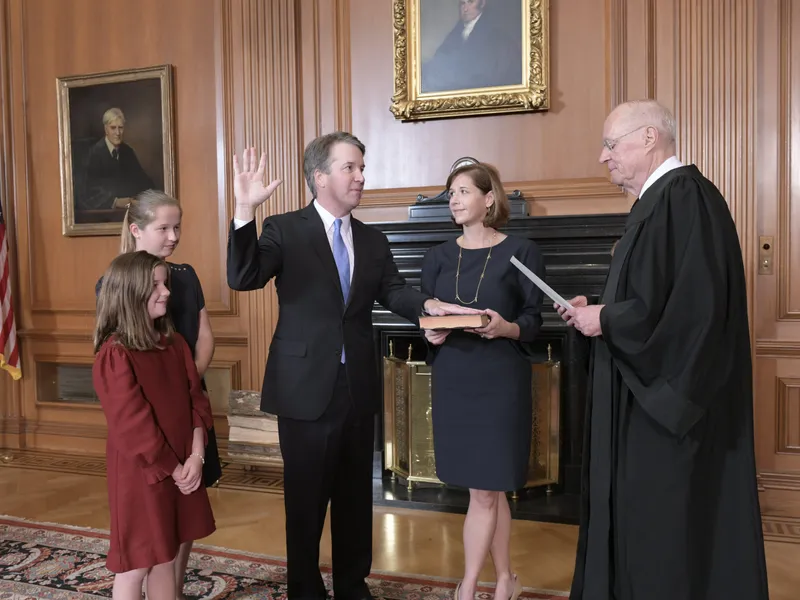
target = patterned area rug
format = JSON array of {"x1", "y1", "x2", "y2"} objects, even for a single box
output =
[{"x1": 0, "y1": 516, "x2": 568, "y2": 599}]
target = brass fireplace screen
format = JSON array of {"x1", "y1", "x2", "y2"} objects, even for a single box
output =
[{"x1": 383, "y1": 342, "x2": 561, "y2": 492}]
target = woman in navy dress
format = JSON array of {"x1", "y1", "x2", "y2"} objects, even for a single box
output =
[
  {"x1": 95, "y1": 189, "x2": 221, "y2": 600},
  {"x1": 421, "y1": 162, "x2": 545, "y2": 600}
]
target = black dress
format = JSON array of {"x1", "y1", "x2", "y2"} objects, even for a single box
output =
[
  {"x1": 421, "y1": 235, "x2": 545, "y2": 491},
  {"x1": 96, "y1": 262, "x2": 223, "y2": 487}
]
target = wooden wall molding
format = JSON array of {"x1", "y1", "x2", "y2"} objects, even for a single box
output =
[
  {"x1": 0, "y1": 1, "x2": 24, "y2": 444},
  {"x1": 644, "y1": 0, "x2": 656, "y2": 98},
  {"x1": 777, "y1": 0, "x2": 800, "y2": 320},
  {"x1": 17, "y1": 328, "x2": 248, "y2": 347},
  {"x1": 0, "y1": 0, "x2": 238, "y2": 327},
  {"x1": 756, "y1": 340, "x2": 800, "y2": 358},
  {"x1": 211, "y1": 0, "x2": 238, "y2": 318},
  {"x1": 24, "y1": 420, "x2": 108, "y2": 440},
  {"x1": 220, "y1": 0, "x2": 304, "y2": 391},
  {"x1": 299, "y1": 0, "x2": 353, "y2": 158},
  {"x1": 360, "y1": 178, "x2": 626, "y2": 209},
  {"x1": 333, "y1": 0, "x2": 352, "y2": 133},
  {"x1": 759, "y1": 471, "x2": 800, "y2": 492},
  {"x1": 0, "y1": 416, "x2": 24, "y2": 435},
  {"x1": 206, "y1": 358, "x2": 244, "y2": 403},
  {"x1": 3, "y1": 1, "x2": 30, "y2": 329},
  {"x1": 0, "y1": 415, "x2": 24, "y2": 451},
  {"x1": 605, "y1": 0, "x2": 655, "y2": 106},
  {"x1": 606, "y1": 0, "x2": 627, "y2": 109},
  {"x1": 753, "y1": 0, "x2": 800, "y2": 522},
  {"x1": 673, "y1": 0, "x2": 757, "y2": 337},
  {"x1": 776, "y1": 377, "x2": 800, "y2": 455},
  {"x1": 761, "y1": 515, "x2": 800, "y2": 543}
]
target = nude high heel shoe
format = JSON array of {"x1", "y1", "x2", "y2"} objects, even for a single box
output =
[{"x1": 509, "y1": 574, "x2": 522, "y2": 600}]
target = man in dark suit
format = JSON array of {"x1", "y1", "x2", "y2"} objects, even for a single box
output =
[{"x1": 227, "y1": 132, "x2": 477, "y2": 600}]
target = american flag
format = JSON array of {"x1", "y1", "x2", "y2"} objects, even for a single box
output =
[{"x1": 0, "y1": 198, "x2": 20, "y2": 380}]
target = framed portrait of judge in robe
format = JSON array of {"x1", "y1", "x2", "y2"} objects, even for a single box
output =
[
  {"x1": 56, "y1": 65, "x2": 176, "y2": 237},
  {"x1": 390, "y1": 0, "x2": 550, "y2": 121}
]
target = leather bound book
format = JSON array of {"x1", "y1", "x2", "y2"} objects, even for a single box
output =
[{"x1": 418, "y1": 314, "x2": 490, "y2": 330}]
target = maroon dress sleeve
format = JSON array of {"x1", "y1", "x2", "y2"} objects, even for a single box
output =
[{"x1": 93, "y1": 341, "x2": 181, "y2": 483}]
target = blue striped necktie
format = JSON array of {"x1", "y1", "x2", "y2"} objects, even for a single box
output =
[{"x1": 333, "y1": 218, "x2": 349, "y2": 362}]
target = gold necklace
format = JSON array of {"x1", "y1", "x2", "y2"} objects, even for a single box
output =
[{"x1": 455, "y1": 231, "x2": 495, "y2": 305}]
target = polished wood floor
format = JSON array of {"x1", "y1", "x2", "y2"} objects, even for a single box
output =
[{"x1": 1, "y1": 465, "x2": 798, "y2": 598}]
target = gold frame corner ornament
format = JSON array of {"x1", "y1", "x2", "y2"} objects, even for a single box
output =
[
  {"x1": 56, "y1": 64, "x2": 176, "y2": 237},
  {"x1": 390, "y1": 0, "x2": 550, "y2": 121}
]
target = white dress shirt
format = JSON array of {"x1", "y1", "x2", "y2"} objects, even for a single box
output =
[
  {"x1": 639, "y1": 155, "x2": 684, "y2": 198},
  {"x1": 233, "y1": 201, "x2": 354, "y2": 282},
  {"x1": 462, "y1": 12, "x2": 482, "y2": 40}
]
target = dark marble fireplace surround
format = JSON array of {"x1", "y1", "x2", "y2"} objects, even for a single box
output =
[{"x1": 367, "y1": 194, "x2": 626, "y2": 524}]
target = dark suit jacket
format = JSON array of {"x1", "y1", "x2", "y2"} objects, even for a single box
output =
[
  {"x1": 80, "y1": 139, "x2": 154, "y2": 210},
  {"x1": 227, "y1": 202, "x2": 430, "y2": 421}
]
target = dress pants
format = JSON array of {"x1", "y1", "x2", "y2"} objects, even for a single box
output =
[{"x1": 278, "y1": 364, "x2": 374, "y2": 600}]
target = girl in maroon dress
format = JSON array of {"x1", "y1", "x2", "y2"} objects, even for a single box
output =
[{"x1": 93, "y1": 251, "x2": 216, "y2": 600}]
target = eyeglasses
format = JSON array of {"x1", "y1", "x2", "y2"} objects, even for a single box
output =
[{"x1": 602, "y1": 125, "x2": 648, "y2": 152}]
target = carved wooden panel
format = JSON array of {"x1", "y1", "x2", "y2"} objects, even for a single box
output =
[
  {"x1": 672, "y1": 0, "x2": 757, "y2": 321},
  {"x1": 307, "y1": 0, "x2": 612, "y2": 190},
  {"x1": 777, "y1": 0, "x2": 800, "y2": 320},
  {"x1": 0, "y1": 0, "x2": 770, "y2": 479},
  {"x1": 2, "y1": 0, "x2": 221, "y2": 317},
  {"x1": 220, "y1": 0, "x2": 304, "y2": 391},
  {"x1": 0, "y1": 0, "x2": 299, "y2": 452},
  {"x1": 754, "y1": 351, "x2": 800, "y2": 480},
  {"x1": 754, "y1": 0, "x2": 800, "y2": 522},
  {"x1": 777, "y1": 378, "x2": 800, "y2": 455}
]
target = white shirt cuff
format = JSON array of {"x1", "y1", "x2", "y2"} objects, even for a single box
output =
[{"x1": 232, "y1": 218, "x2": 252, "y2": 230}]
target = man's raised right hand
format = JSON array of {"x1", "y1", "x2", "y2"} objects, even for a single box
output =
[{"x1": 233, "y1": 147, "x2": 283, "y2": 222}]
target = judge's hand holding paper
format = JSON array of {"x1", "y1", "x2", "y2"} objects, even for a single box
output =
[
  {"x1": 508, "y1": 255, "x2": 604, "y2": 337},
  {"x1": 555, "y1": 296, "x2": 604, "y2": 337}
]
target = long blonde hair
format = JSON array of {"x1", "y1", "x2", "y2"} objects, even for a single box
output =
[
  {"x1": 94, "y1": 251, "x2": 175, "y2": 353},
  {"x1": 120, "y1": 190, "x2": 182, "y2": 254}
]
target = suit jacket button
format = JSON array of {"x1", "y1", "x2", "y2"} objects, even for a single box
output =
[{"x1": 335, "y1": 349, "x2": 342, "y2": 357}]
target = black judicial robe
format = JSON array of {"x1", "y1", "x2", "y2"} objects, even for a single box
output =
[{"x1": 569, "y1": 165, "x2": 769, "y2": 600}]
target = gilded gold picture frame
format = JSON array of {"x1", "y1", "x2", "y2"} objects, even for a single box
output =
[
  {"x1": 390, "y1": 0, "x2": 550, "y2": 121},
  {"x1": 56, "y1": 65, "x2": 175, "y2": 237}
]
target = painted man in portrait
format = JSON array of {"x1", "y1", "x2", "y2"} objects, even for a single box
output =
[
  {"x1": 421, "y1": 0, "x2": 522, "y2": 94},
  {"x1": 79, "y1": 107, "x2": 154, "y2": 212}
]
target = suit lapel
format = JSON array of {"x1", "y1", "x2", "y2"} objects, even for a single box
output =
[
  {"x1": 302, "y1": 204, "x2": 345, "y2": 304},
  {"x1": 345, "y1": 219, "x2": 369, "y2": 313}
]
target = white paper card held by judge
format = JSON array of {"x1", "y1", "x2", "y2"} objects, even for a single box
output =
[{"x1": 509, "y1": 255, "x2": 574, "y2": 310}]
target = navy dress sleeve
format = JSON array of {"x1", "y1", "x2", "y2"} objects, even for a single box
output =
[
  {"x1": 188, "y1": 264, "x2": 206, "y2": 311},
  {"x1": 420, "y1": 245, "x2": 442, "y2": 365},
  {"x1": 170, "y1": 263, "x2": 222, "y2": 487},
  {"x1": 509, "y1": 240, "x2": 545, "y2": 360}
]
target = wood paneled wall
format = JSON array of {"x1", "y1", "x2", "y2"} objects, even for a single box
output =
[
  {"x1": 0, "y1": 0, "x2": 228, "y2": 453},
  {"x1": 754, "y1": 0, "x2": 800, "y2": 535},
  {"x1": 0, "y1": 0, "x2": 796, "y2": 528}
]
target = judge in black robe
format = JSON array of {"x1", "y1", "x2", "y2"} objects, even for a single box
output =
[{"x1": 561, "y1": 100, "x2": 770, "y2": 600}]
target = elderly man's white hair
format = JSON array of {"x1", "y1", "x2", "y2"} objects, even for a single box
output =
[
  {"x1": 613, "y1": 99, "x2": 676, "y2": 143},
  {"x1": 102, "y1": 107, "x2": 125, "y2": 126}
]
